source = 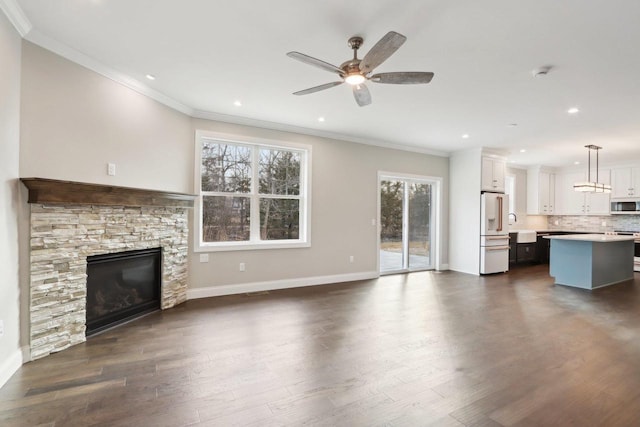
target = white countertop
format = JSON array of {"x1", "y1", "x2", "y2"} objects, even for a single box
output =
[{"x1": 544, "y1": 234, "x2": 636, "y2": 242}]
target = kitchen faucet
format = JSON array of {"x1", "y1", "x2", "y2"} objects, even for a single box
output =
[{"x1": 509, "y1": 212, "x2": 517, "y2": 223}]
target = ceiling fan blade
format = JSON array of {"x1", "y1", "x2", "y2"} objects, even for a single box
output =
[
  {"x1": 370, "y1": 72, "x2": 434, "y2": 84},
  {"x1": 359, "y1": 31, "x2": 407, "y2": 73},
  {"x1": 286, "y1": 52, "x2": 344, "y2": 75},
  {"x1": 352, "y1": 84, "x2": 372, "y2": 107},
  {"x1": 293, "y1": 81, "x2": 344, "y2": 96}
]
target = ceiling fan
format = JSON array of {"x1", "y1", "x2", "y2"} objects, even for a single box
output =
[{"x1": 287, "y1": 31, "x2": 434, "y2": 107}]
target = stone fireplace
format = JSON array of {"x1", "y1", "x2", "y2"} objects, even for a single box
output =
[{"x1": 22, "y1": 178, "x2": 195, "y2": 360}]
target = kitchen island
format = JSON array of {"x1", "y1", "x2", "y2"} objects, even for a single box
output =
[{"x1": 545, "y1": 234, "x2": 635, "y2": 290}]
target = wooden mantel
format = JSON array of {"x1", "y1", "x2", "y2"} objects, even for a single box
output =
[{"x1": 21, "y1": 178, "x2": 196, "y2": 208}]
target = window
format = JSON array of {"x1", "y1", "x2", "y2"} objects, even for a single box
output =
[
  {"x1": 506, "y1": 174, "x2": 516, "y2": 216},
  {"x1": 195, "y1": 131, "x2": 310, "y2": 251}
]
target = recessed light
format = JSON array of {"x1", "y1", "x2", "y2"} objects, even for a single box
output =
[
  {"x1": 519, "y1": 149, "x2": 526, "y2": 153},
  {"x1": 568, "y1": 107, "x2": 580, "y2": 114},
  {"x1": 145, "y1": 74, "x2": 156, "y2": 81},
  {"x1": 574, "y1": 161, "x2": 580, "y2": 165},
  {"x1": 462, "y1": 134, "x2": 469, "y2": 139},
  {"x1": 318, "y1": 117, "x2": 325, "y2": 122},
  {"x1": 233, "y1": 100, "x2": 242, "y2": 107}
]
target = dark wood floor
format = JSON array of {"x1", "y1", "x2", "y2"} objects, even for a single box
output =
[{"x1": 3, "y1": 265, "x2": 640, "y2": 426}]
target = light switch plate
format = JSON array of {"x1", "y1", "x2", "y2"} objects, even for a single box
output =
[
  {"x1": 199, "y1": 254, "x2": 209, "y2": 263},
  {"x1": 0, "y1": 320, "x2": 4, "y2": 338}
]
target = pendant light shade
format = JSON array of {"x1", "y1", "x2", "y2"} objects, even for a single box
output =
[{"x1": 573, "y1": 145, "x2": 611, "y2": 193}]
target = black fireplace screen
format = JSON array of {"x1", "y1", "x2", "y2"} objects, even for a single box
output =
[{"x1": 86, "y1": 247, "x2": 161, "y2": 336}]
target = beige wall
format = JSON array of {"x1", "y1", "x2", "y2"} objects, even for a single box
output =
[
  {"x1": 18, "y1": 39, "x2": 449, "y2": 304},
  {"x1": 20, "y1": 42, "x2": 193, "y2": 193},
  {"x1": 189, "y1": 120, "x2": 449, "y2": 290},
  {"x1": 0, "y1": 11, "x2": 23, "y2": 385}
]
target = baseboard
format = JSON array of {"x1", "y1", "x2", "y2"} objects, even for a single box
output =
[
  {"x1": 438, "y1": 264, "x2": 449, "y2": 271},
  {"x1": 187, "y1": 271, "x2": 379, "y2": 299},
  {"x1": 0, "y1": 348, "x2": 24, "y2": 388}
]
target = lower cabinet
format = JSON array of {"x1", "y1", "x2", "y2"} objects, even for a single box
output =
[
  {"x1": 516, "y1": 243, "x2": 537, "y2": 263},
  {"x1": 509, "y1": 233, "x2": 518, "y2": 264},
  {"x1": 537, "y1": 234, "x2": 551, "y2": 264}
]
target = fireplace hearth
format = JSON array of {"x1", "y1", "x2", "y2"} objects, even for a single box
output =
[{"x1": 86, "y1": 248, "x2": 162, "y2": 336}]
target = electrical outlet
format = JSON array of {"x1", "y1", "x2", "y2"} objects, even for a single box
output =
[
  {"x1": 107, "y1": 163, "x2": 116, "y2": 176},
  {"x1": 349, "y1": 255, "x2": 354, "y2": 263},
  {"x1": 0, "y1": 320, "x2": 4, "y2": 338},
  {"x1": 371, "y1": 218, "x2": 376, "y2": 226},
  {"x1": 239, "y1": 262, "x2": 246, "y2": 272},
  {"x1": 601, "y1": 221, "x2": 607, "y2": 226},
  {"x1": 199, "y1": 254, "x2": 209, "y2": 263}
]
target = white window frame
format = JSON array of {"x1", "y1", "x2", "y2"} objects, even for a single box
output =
[
  {"x1": 506, "y1": 174, "x2": 516, "y2": 218},
  {"x1": 194, "y1": 130, "x2": 311, "y2": 252}
]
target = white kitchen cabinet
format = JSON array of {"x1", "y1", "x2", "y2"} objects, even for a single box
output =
[
  {"x1": 557, "y1": 170, "x2": 610, "y2": 215},
  {"x1": 481, "y1": 156, "x2": 506, "y2": 192},
  {"x1": 611, "y1": 167, "x2": 640, "y2": 199},
  {"x1": 527, "y1": 168, "x2": 555, "y2": 215}
]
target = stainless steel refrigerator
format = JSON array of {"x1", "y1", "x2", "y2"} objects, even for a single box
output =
[{"x1": 480, "y1": 192, "x2": 509, "y2": 274}]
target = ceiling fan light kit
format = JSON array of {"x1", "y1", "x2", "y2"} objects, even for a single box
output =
[
  {"x1": 345, "y1": 74, "x2": 366, "y2": 85},
  {"x1": 287, "y1": 31, "x2": 434, "y2": 106}
]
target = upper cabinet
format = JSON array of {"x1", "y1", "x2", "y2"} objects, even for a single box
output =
[
  {"x1": 556, "y1": 170, "x2": 610, "y2": 215},
  {"x1": 611, "y1": 167, "x2": 640, "y2": 199},
  {"x1": 527, "y1": 168, "x2": 555, "y2": 215},
  {"x1": 481, "y1": 156, "x2": 506, "y2": 192}
]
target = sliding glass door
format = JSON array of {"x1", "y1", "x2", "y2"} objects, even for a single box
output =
[{"x1": 379, "y1": 175, "x2": 437, "y2": 274}]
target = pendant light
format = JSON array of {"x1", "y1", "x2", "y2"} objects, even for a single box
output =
[{"x1": 573, "y1": 145, "x2": 611, "y2": 193}]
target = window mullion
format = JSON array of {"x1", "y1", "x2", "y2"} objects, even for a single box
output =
[{"x1": 250, "y1": 146, "x2": 261, "y2": 242}]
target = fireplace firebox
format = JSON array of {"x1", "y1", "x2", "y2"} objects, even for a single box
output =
[{"x1": 86, "y1": 247, "x2": 162, "y2": 336}]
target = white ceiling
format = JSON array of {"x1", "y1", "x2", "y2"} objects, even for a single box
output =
[{"x1": 8, "y1": 0, "x2": 640, "y2": 167}]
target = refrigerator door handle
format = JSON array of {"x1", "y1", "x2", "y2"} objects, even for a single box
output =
[
  {"x1": 486, "y1": 245, "x2": 510, "y2": 251},
  {"x1": 496, "y1": 196, "x2": 503, "y2": 232}
]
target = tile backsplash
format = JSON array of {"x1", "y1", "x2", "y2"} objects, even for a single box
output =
[{"x1": 547, "y1": 215, "x2": 640, "y2": 232}]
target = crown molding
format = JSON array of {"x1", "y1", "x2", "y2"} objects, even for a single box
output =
[
  {"x1": 192, "y1": 110, "x2": 450, "y2": 158},
  {"x1": 0, "y1": 0, "x2": 32, "y2": 36},
  {"x1": 24, "y1": 29, "x2": 195, "y2": 117}
]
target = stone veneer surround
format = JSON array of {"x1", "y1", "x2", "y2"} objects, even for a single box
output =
[{"x1": 28, "y1": 204, "x2": 189, "y2": 360}]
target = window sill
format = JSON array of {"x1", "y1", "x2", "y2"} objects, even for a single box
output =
[{"x1": 195, "y1": 241, "x2": 311, "y2": 252}]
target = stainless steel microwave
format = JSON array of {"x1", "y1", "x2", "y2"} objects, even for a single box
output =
[{"x1": 611, "y1": 201, "x2": 640, "y2": 214}]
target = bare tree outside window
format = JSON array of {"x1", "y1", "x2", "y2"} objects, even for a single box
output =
[
  {"x1": 259, "y1": 149, "x2": 300, "y2": 195},
  {"x1": 408, "y1": 183, "x2": 431, "y2": 257},
  {"x1": 203, "y1": 196, "x2": 250, "y2": 242},
  {"x1": 201, "y1": 142, "x2": 251, "y2": 193},
  {"x1": 259, "y1": 149, "x2": 301, "y2": 240},
  {"x1": 201, "y1": 142, "x2": 252, "y2": 242},
  {"x1": 380, "y1": 180, "x2": 404, "y2": 248}
]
